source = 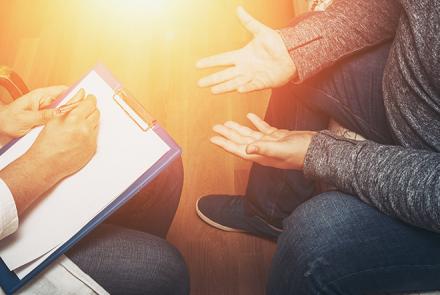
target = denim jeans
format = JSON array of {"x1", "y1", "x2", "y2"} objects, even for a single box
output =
[
  {"x1": 67, "y1": 157, "x2": 190, "y2": 295},
  {"x1": 267, "y1": 192, "x2": 440, "y2": 294},
  {"x1": 241, "y1": 43, "x2": 440, "y2": 293}
]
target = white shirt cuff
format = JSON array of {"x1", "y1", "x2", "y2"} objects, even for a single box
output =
[{"x1": 0, "y1": 178, "x2": 18, "y2": 240}]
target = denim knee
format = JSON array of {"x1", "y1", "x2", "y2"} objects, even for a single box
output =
[
  {"x1": 267, "y1": 192, "x2": 369, "y2": 295},
  {"x1": 141, "y1": 238, "x2": 190, "y2": 295}
]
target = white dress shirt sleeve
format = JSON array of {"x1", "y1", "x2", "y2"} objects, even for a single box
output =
[{"x1": 0, "y1": 178, "x2": 18, "y2": 240}]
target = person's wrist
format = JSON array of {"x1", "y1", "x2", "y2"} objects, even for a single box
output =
[
  {"x1": 274, "y1": 30, "x2": 298, "y2": 83},
  {"x1": 300, "y1": 131, "x2": 317, "y2": 170},
  {"x1": 21, "y1": 148, "x2": 64, "y2": 186}
]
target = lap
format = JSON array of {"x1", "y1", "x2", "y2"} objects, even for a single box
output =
[
  {"x1": 67, "y1": 224, "x2": 189, "y2": 295},
  {"x1": 267, "y1": 42, "x2": 394, "y2": 144},
  {"x1": 268, "y1": 192, "x2": 440, "y2": 295}
]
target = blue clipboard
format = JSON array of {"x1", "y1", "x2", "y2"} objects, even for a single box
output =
[{"x1": 0, "y1": 65, "x2": 181, "y2": 294}]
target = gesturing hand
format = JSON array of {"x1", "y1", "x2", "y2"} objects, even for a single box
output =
[
  {"x1": 211, "y1": 113, "x2": 316, "y2": 170},
  {"x1": 196, "y1": 6, "x2": 297, "y2": 94},
  {"x1": 0, "y1": 85, "x2": 67, "y2": 138}
]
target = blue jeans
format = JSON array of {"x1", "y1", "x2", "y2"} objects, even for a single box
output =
[
  {"x1": 241, "y1": 43, "x2": 440, "y2": 293},
  {"x1": 67, "y1": 158, "x2": 190, "y2": 295},
  {"x1": 268, "y1": 192, "x2": 440, "y2": 294}
]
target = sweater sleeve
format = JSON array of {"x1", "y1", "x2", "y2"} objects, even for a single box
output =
[
  {"x1": 304, "y1": 131, "x2": 440, "y2": 233},
  {"x1": 278, "y1": 0, "x2": 402, "y2": 82}
]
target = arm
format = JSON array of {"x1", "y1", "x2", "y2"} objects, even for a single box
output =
[
  {"x1": 279, "y1": 0, "x2": 402, "y2": 81},
  {"x1": 0, "y1": 89, "x2": 99, "y2": 239},
  {"x1": 0, "y1": 153, "x2": 62, "y2": 216},
  {"x1": 304, "y1": 131, "x2": 440, "y2": 232},
  {"x1": 208, "y1": 114, "x2": 440, "y2": 233}
]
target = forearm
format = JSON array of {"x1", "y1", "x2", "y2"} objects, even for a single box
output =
[
  {"x1": 304, "y1": 131, "x2": 440, "y2": 232},
  {"x1": 0, "y1": 151, "x2": 60, "y2": 215},
  {"x1": 279, "y1": 0, "x2": 401, "y2": 81}
]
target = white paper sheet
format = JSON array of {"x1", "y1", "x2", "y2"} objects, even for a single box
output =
[
  {"x1": 14, "y1": 245, "x2": 60, "y2": 279},
  {"x1": 0, "y1": 70, "x2": 170, "y2": 271}
]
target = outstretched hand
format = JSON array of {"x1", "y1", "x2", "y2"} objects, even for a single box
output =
[
  {"x1": 211, "y1": 113, "x2": 316, "y2": 170},
  {"x1": 197, "y1": 6, "x2": 297, "y2": 94}
]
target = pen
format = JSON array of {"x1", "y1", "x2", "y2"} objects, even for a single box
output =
[{"x1": 56, "y1": 101, "x2": 82, "y2": 115}]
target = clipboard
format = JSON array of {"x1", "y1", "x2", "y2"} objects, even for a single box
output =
[{"x1": 0, "y1": 64, "x2": 181, "y2": 294}]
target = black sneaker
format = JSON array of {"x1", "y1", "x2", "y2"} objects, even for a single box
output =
[{"x1": 196, "y1": 195, "x2": 282, "y2": 240}]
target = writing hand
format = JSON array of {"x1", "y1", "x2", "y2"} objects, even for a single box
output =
[
  {"x1": 197, "y1": 6, "x2": 297, "y2": 94},
  {"x1": 0, "y1": 89, "x2": 100, "y2": 214},
  {"x1": 211, "y1": 113, "x2": 315, "y2": 170}
]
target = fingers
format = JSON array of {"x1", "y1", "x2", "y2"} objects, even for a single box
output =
[
  {"x1": 16, "y1": 85, "x2": 68, "y2": 109},
  {"x1": 68, "y1": 94, "x2": 97, "y2": 120},
  {"x1": 238, "y1": 82, "x2": 262, "y2": 93},
  {"x1": 246, "y1": 140, "x2": 282, "y2": 158},
  {"x1": 86, "y1": 109, "x2": 101, "y2": 129},
  {"x1": 223, "y1": 121, "x2": 263, "y2": 140},
  {"x1": 213, "y1": 124, "x2": 254, "y2": 145},
  {"x1": 210, "y1": 136, "x2": 250, "y2": 159},
  {"x1": 211, "y1": 76, "x2": 251, "y2": 94},
  {"x1": 246, "y1": 113, "x2": 277, "y2": 134},
  {"x1": 196, "y1": 51, "x2": 238, "y2": 69},
  {"x1": 38, "y1": 85, "x2": 69, "y2": 107},
  {"x1": 67, "y1": 88, "x2": 86, "y2": 104},
  {"x1": 198, "y1": 67, "x2": 239, "y2": 88},
  {"x1": 236, "y1": 6, "x2": 267, "y2": 36},
  {"x1": 23, "y1": 108, "x2": 58, "y2": 127}
]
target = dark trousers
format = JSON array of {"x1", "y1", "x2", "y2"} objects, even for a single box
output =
[
  {"x1": 245, "y1": 43, "x2": 394, "y2": 229},
  {"x1": 67, "y1": 158, "x2": 190, "y2": 295},
  {"x1": 242, "y1": 43, "x2": 440, "y2": 294}
]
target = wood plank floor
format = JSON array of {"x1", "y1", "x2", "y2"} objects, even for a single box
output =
[{"x1": 0, "y1": 1, "x2": 299, "y2": 294}]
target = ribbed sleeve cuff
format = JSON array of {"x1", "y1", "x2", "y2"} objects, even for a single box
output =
[
  {"x1": 303, "y1": 130, "x2": 359, "y2": 191},
  {"x1": 277, "y1": 26, "x2": 324, "y2": 83}
]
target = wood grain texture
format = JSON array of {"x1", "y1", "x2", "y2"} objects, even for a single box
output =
[{"x1": 0, "y1": 1, "x2": 296, "y2": 294}]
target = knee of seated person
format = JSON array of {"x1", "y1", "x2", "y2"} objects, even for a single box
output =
[
  {"x1": 274, "y1": 192, "x2": 365, "y2": 292},
  {"x1": 140, "y1": 239, "x2": 190, "y2": 295}
]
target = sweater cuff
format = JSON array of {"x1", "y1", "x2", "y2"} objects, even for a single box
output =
[
  {"x1": 278, "y1": 26, "x2": 324, "y2": 83},
  {"x1": 303, "y1": 130, "x2": 359, "y2": 190}
]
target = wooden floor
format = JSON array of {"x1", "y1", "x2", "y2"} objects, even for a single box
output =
[{"x1": 0, "y1": 1, "x2": 302, "y2": 294}]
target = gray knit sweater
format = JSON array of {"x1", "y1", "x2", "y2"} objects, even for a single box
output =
[{"x1": 279, "y1": 0, "x2": 440, "y2": 232}]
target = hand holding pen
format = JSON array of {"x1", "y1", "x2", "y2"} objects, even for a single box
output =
[{"x1": 55, "y1": 88, "x2": 86, "y2": 116}]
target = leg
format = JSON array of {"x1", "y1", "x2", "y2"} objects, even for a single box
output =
[
  {"x1": 67, "y1": 224, "x2": 190, "y2": 295},
  {"x1": 244, "y1": 43, "x2": 394, "y2": 228},
  {"x1": 267, "y1": 192, "x2": 440, "y2": 295},
  {"x1": 107, "y1": 156, "x2": 184, "y2": 238}
]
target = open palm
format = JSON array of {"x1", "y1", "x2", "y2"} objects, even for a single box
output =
[
  {"x1": 211, "y1": 113, "x2": 315, "y2": 170},
  {"x1": 197, "y1": 7, "x2": 297, "y2": 94}
]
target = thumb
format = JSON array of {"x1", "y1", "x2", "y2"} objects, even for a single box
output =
[
  {"x1": 24, "y1": 109, "x2": 58, "y2": 126},
  {"x1": 236, "y1": 6, "x2": 267, "y2": 36},
  {"x1": 246, "y1": 141, "x2": 283, "y2": 158}
]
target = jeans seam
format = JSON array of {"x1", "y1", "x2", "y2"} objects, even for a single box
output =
[
  {"x1": 323, "y1": 264, "x2": 440, "y2": 291},
  {"x1": 301, "y1": 84, "x2": 389, "y2": 143}
]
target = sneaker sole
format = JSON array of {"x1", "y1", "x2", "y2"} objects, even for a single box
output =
[
  {"x1": 196, "y1": 198, "x2": 246, "y2": 233},
  {"x1": 196, "y1": 198, "x2": 283, "y2": 233}
]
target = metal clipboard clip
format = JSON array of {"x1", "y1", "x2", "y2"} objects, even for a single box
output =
[{"x1": 112, "y1": 88, "x2": 156, "y2": 131}]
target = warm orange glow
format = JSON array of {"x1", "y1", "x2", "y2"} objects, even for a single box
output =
[{"x1": 0, "y1": 0, "x2": 294, "y2": 155}]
